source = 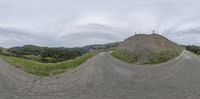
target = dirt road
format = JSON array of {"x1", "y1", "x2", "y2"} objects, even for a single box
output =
[{"x1": 0, "y1": 50, "x2": 200, "y2": 99}]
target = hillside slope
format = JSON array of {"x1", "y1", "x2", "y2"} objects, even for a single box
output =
[{"x1": 112, "y1": 34, "x2": 183, "y2": 64}]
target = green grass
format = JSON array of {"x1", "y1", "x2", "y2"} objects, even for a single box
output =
[
  {"x1": 23, "y1": 55, "x2": 42, "y2": 61},
  {"x1": 111, "y1": 48, "x2": 183, "y2": 64},
  {"x1": 111, "y1": 50, "x2": 139, "y2": 63},
  {"x1": 0, "y1": 50, "x2": 100, "y2": 76},
  {"x1": 143, "y1": 50, "x2": 182, "y2": 64},
  {"x1": 1, "y1": 48, "x2": 9, "y2": 54}
]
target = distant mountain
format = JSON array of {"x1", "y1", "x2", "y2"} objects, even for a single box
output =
[
  {"x1": 7, "y1": 42, "x2": 119, "y2": 55},
  {"x1": 83, "y1": 42, "x2": 119, "y2": 51}
]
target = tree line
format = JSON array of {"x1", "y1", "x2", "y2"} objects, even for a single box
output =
[
  {"x1": 1, "y1": 43, "x2": 119, "y2": 63},
  {"x1": 185, "y1": 45, "x2": 200, "y2": 54},
  {"x1": 6, "y1": 45, "x2": 83, "y2": 63}
]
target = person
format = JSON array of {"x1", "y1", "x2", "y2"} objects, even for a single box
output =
[
  {"x1": 0, "y1": 49, "x2": 2, "y2": 55},
  {"x1": 153, "y1": 30, "x2": 155, "y2": 34}
]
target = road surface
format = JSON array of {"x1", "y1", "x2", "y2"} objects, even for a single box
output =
[{"x1": 0, "y1": 50, "x2": 200, "y2": 99}]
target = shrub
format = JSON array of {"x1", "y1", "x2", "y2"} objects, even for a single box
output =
[{"x1": 186, "y1": 45, "x2": 200, "y2": 54}]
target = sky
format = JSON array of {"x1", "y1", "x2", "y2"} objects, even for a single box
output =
[{"x1": 0, "y1": 0, "x2": 200, "y2": 48}]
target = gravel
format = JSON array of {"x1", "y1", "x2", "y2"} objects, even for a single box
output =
[{"x1": 0, "y1": 50, "x2": 200, "y2": 99}]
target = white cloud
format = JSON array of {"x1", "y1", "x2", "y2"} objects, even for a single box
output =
[{"x1": 0, "y1": 0, "x2": 200, "y2": 47}]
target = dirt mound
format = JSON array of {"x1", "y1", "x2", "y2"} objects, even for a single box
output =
[{"x1": 113, "y1": 34, "x2": 183, "y2": 64}]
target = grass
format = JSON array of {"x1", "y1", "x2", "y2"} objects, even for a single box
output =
[
  {"x1": 143, "y1": 50, "x2": 182, "y2": 64},
  {"x1": 0, "y1": 50, "x2": 100, "y2": 76},
  {"x1": 111, "y1": 49, "x2": 139, "y2": 63},
  {"x1": 111, "y1": 48, "x2": 183, "y2": 64},
  {"x1": 23, "y1": 55, "x2": 42, "y2": 62}
]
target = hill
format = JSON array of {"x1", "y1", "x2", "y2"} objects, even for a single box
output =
[
  {"x1": 112, "y1": 34, "x2": 184, "y2": 64},
  {"x1": 2, "y1": 42, "x2": 118, "y2": 63},
  {"x1": 6, "y1": 45, "x2": 82, "y2": 63},
  {"x1": 83, "y1": 42, "x2": 119, "y2": 50}
]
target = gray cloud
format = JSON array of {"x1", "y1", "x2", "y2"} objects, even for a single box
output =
[
  {"x1": 0, "y1": 0, "x2": 200, "y2": 47},
  {"x1": 0, "y1": 27, "x2": 54, "y2": 47}
]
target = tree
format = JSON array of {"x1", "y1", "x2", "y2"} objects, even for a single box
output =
[
  {"x1": 6, "y1": 45, "x2": 87, "y2": 63},
  {"x1": 186, "y1": 45, "x2": 200, "y2": 54}
]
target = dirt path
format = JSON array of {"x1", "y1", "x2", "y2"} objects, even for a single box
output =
[{"x1": 0, "y1": 50, "x2": 200, "y2": 99}]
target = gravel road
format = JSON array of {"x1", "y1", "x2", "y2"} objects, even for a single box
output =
[{"x1": 0, "y1": 50, "x2": 200, "y2": 99}]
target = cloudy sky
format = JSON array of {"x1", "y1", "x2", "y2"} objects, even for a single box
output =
[{"x1": 0, "y1": 0, "x2": 200, "y2": 48}]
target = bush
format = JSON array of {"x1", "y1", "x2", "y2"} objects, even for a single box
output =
[
  {"x1": 42, "y1": 57, "x2": 57, "y2": 63},
  {"x1": 23, "y1": 55, "x2": 42, "y2": 62},
  {"x1": 186, "y1": 45, "x2": 200, "y2": 54}
]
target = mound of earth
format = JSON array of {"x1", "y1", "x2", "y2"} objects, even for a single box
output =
[{"x1": 112, "y1": 34, "x2": 183, "y2": 64}]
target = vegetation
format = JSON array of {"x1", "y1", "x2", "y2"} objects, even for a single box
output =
[
  {"x1": 3, "y1": 43, "x2": 119, "y2": 63},
  {"x1": 6, "y1": 45, "x2": 83, "y2": 63},
  {"x1": 112, "y1": 50, "x2": 139, "y2": 63},
  {"x1": 144, "y1": 50, "x2": 182, "y2": 64},
  {"x1": 111, "y1": 49, "x2": 182, "y2": 64},
  {"x1": 185, "y1": 45, "x2": 200, "y2": 54},
  {"x1": 111, "y1": 34, "x2": 183, "y2": 64},
  {"x1": 83, "y1": 42, "x2": 119, "y2": 50},
  {"x1": 0, "y1": 44, "x2": 116, "y2": 76},
  {"x1": 1, "y1": 50, "x2": 100, "y2": 76}
]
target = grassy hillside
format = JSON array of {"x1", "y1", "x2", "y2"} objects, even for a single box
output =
[
  {"x1": 7, "y1": 45, "x2": 83, "y2": 63},
  {"x1": 4, "y1": 43, "x2": 119, "y2": 63},
  {"x1": 0, "y1": 48, "x2": 113, "y2": 76},
  {"x1": 0, "y1": 43, "x2": 116, "y2": 76},
  {"x1": 112, "y1": 48, "x2": 182, "y2": 64},
  {"x1": 1, "y1": 50, "x2": 99, "y2": 76},
  {"x1": 112, "y1": 34, "x2": 184, "y2": 64}
]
